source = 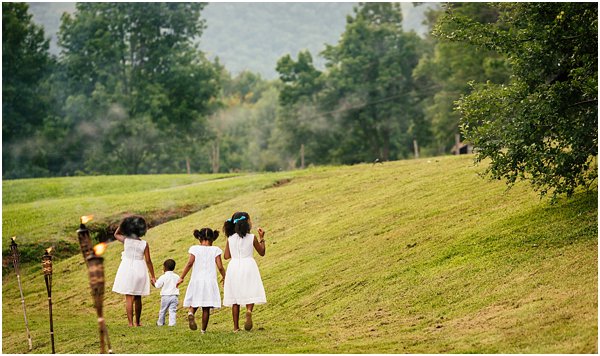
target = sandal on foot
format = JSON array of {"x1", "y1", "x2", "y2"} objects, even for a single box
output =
[
  {"x1": 188, "y1": 313, "x2": 197, "y2": 331},
  {"x1": 244, "y1": 310, "x2": 253, "y2": 331}
]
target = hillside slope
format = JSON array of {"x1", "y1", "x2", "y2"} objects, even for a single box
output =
[
  {"x1": 2, "y1": 156, "x2": 597, "y2": 353},
  {"x1": 2, "y1": 171, "x2": 305, "y2": 262}
]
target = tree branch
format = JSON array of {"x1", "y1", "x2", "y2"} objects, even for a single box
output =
[{"x1": 568, "y1": 99, "x2": 598, "y2": 108}]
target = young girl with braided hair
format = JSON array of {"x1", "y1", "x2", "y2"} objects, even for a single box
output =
[
  {"x1": 112, "y1": 215, "x2": 157, "y2": 327},
  {"x1": 177, "y1": 227, "x2": 226, "y2": 333},
  {"x1": 222, "y1": 211, "x2": 267, "y2": 332}
]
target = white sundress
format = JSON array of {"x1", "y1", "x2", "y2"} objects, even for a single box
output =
[
  {"x1": 112, "y1": 238, "x2": 150, "y2": 296},
  {"x1": 223, "y1": 233, "x2": 267, "y2": 306},
  {"x1": 183, "y1": 245, "x2": 223, "y2": 308}
]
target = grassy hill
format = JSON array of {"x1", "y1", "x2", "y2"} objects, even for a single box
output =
[
  {"x1": 2, "y1": 171, "x2": 306, "y2": 263},
  {"x1": 2, "y1": 155, "x2": 597, "y2": 353}
]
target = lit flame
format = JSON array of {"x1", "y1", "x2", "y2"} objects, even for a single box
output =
[
  {"x1": 81, "y1": 215, "x2": 94, "y2": 224},
  {"x1": 45, "y1": 247, "x2": 53, "y2": 254},
  {"x1": 93, "y1": 242, "x2": 107, "y2": 256},
  {"x1": 11, "y1": 236, "x2": 16, "y2": 242}
]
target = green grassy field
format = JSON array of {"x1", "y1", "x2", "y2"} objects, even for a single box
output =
[
  {"x1": 2, "y1": 170, "x2": 307, "y2": 262},
  {"x1": 2, "y1": 155, "x2": 597, "y2": 353}
]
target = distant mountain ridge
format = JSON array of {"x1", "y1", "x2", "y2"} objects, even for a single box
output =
[{"x1": 28, "y1": 2, "x2": 436, "y2": 79}]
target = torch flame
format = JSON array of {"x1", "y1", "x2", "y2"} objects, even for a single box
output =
[
  {"x1": 45, "y1": 246, "x2": 53, "y2": 254},
  {"x1": 81, "y1": 215, "x2": 94, "y2": 224},
  {"x1": 93, "y1": 242, "x2": 107, "y2": 256},
  {"x1": 11, "y1": 236, "x2": 16, "y2": 242}
]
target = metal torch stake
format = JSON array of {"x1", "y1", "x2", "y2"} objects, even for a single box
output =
[
  {"x1": 87, "y1": 253, "x2": 113, "y2": 354},
  {"x1": 42, "y1": 252, "x2": 55, "y2": 354},
  {"x1": 10, "y1": 239, "x2": 32, "y2": 351}
]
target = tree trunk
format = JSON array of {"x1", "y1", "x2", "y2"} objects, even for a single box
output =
[
  {"x1": 382, "y1": 132, "x2": 390, "y2": 162},
  {"x1": 185, "y1": 157, "x2": 191, "y2": 174},
  {"x1": 211, "y1": 140, "x2": 220, "y2": 173},
  {"x1": 300, "y1": 144, "x2": 305, "y2": 169},
  {"x1": 455, "y1": 133, "x2": 461, "y2": 155},
  {"x1": 413, "y1": 139, "x2": 419, "y2": 159}
]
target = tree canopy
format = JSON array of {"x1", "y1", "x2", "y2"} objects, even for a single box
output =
[
  {"x1": 56, "y1": 3, "x2": 220, "y2": 174},
  {"x1": 2, "y1": 3, "x2": 52, "y2": 177},
  {"x1": 435, "y1": 2, "x2": 598, "y2": 198},
  {"x1": 276, "y1": 3, "x2": 426, "y2": 165}
]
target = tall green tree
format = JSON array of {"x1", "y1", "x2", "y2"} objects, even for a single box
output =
[
  {"x1": 2, "y1": 3, "x2": 52, "y2": 177},
  {"x1": 321, "y1": 3, "x2": 425, "y2": 163},
  {"x1": 275, "y1": 50, "x2": 326, "y2": 167},
  {"x1": 437, "y1": 3, "x2": 597, "y2": 198},
  {"x1": 58, "y1": 3, "x2": 220, "y2": 174},
  {"x1": 414, "y1": 3, "x2": 510, "y2": 154}
]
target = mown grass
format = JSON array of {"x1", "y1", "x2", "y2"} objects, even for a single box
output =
[
  {"x1": 2, "y1": 173, "x2": 237, "y2": 205},
  {"x1": 2, "y1": 171, "x2": 308, "y2": 260},
  {"x1": 2, "y1": 155, "x2": 597, "y2": 353}
]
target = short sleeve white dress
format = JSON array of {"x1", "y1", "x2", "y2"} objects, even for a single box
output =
[
  {"x1": 223, "y1": 233, "x2": 267, "y2": 306},
  {"x1": 183, "y1": 245, "x2": 223, "y2": 308},
  {"x1": 112, "y1": 238, "x2": 150, "y2": 296}
]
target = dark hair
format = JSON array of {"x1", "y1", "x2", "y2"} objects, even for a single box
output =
[
  {"x1": 119, "y1": 215, "x2": 147, "y2": 238},
  {"x1": 193, "y1": 227, "x2": 220, "y2": 242},
  {"x1": 223, "y1": 212, "x2": 250, "y2": 238},
  {"x1": 163, "y1": 259, "x2": 176, "y2": 271}
]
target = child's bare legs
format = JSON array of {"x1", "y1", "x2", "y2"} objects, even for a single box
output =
[
  {"x1": 125, "y1": 295, "x2": 135, "y2": 326},
  {"x1": 244, "y1": 304, "x2": 254, "y2": 331},
  {"x1": 232, "y1": 304, "x2": 240, "y2": 331},
  {"x1": 134, "y1": 295, "x2": 142, "y2": 326},
  {"x1": 201, "y1": 307, "x2": 211, "y2": 332}
]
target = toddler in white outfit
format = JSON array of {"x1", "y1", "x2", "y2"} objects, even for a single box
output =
[{"x1": 155, "y1": 259, "x2": 180, "y2": 326}]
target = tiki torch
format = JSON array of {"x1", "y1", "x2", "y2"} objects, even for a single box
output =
[
  {"x1": 87, "y1": 242, "x2": 113, "y2": 354},
  {"x1": 42, "y1": 247, "x2": 55, "y2": 354},
  {"x1": 77, "y1": 215, "x2": 95, "y2": 263},
  {"x1": 10, "y1": 236, "x2": 32, "y2": 351}
]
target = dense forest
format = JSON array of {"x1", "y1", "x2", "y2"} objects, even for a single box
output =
[{"x1": 3, "y1": 2, "x2": 597, "y2": 197}]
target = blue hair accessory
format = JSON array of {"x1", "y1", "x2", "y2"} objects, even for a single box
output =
[
  {"x1": 226, "y1": 218, "x2": 232, "y2": 223},
  {"x1": 233, "y1": 216, "x2": 247, "y2": 224}
]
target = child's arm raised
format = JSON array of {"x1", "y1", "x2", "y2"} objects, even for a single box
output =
[
  {"x1": 215, "y1": 255, "x2": 226, "y2": 285},
  {"x1": 144, "y1": 244, "x2": 156, "y2": 285},
  {"x1": 176, "y1": 254, "x2": 195, "y2": 287},
  {"x1": 253, "y1": 228, "x2": 266, "y2": 256},
  {"x1": 113, "y1": 226, "x2": 126, "y2": 243}
]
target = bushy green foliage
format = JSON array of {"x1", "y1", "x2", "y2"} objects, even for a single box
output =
[
  {"x1": 414, "y1": 3, "x2": 510, "y2": 154},
  {"x1": 2, "y1": 3, "x2": 53, "y2": 178},
  {"x1": 276, "y1": 3, "x2": 428, "y2": 165},
  {"x1": 56, "y1": 3, "x2": 221, "y2": 175},
  {"x1": 435, "y1": 3, "x2": 598, "y2": 198}
]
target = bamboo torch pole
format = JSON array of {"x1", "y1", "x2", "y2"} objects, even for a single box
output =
[
  {"x1": 88, "y1": 243, "x2": 113, "y2": 354},
  {"x1": 10, "y1": 237, "x2": 33, "y2": 351},
  {"x1": 77, "y1": 215, "x2": 113, "y2": 353},
  {"x1": 42, "y1": 247, "x2": 55, "y2": 354}
]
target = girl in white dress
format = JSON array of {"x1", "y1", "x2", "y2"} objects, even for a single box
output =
[
  {"x1": 177, "y1": 227, "x2": 226, "y2": 333},
  {"x1": 223, "y1": 212, "x2": 266, "y2": 332},
  {"x1": 112, "y1": 215, "x2": 156, "y2": 327}
]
